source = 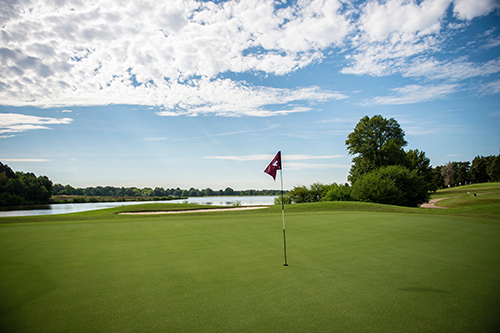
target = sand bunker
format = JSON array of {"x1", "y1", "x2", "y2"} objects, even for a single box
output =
[
  {"x1": 118, "y1": 206, "x2": 269, "y2": 215},
  {"x1": 420, "y1": 198, "x2": 448, "y2": 209}
]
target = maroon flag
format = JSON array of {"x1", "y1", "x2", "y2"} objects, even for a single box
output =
[{"x1": 264, "y1": 151, "x2": 281, "y2": 180}]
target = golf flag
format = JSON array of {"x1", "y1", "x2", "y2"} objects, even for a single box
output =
[
  {"x1": 264, "y1": 151, "x2": 288, "y2": 266},
  {"x1": 264, "y1": 151, "x2": 281, "y2": 180}
]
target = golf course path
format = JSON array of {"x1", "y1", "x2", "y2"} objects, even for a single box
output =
[
  {"x1": 118, "y1": 206, "x2": 270, "y2": 215},
  {"x1": 420, "y1": 198, "x2": 449, "y2": 209}
]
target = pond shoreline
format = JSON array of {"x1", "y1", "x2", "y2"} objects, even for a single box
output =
[{"x1": 0, "y1": 196, "x2": 277, "y2": 217}]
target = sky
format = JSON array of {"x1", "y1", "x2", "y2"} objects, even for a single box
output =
[{"x1": 1, "y1": 0, "x2": 499, "y2": 191}]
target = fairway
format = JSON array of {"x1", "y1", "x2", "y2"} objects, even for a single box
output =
[{"x1": 1, "y1": 204, "x2": 500, "y2": 332}]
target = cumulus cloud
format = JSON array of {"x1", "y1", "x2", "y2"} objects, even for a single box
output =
[
  {"x1": 453, "y1": 0, "x2": 500, "y2": 20},
  {"x1": 0, "y1": 113, "x2": 73, "y2": 136},
  {"x1": 359, "y1": 0, "x2": 452, "y2": 42},
  {"x1": 0, "y1": 0, "x2": 498, "y2": 114},
  {"x1": 342, "y1": 0, "x2": 500, "y2": 79},
  {"x1": 0, "y1": 0, "x2": 349, "y2": 115}
]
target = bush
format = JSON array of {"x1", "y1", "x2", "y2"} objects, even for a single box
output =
[
  {"x1": 351, "y1": 165, "x2": 428, "y2": 207},
  {"x1": 288, "y1": 185, "x2": 313, "y2": 203},
  {"x1": 274, "y1": 193, "x2": 292, "y2": 205},
  {"x1": 322, "y1": 184, "x2": 354, "y2": 202}
]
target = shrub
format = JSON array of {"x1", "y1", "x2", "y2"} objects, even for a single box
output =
[
  {"x1": 351, "y1": 165, "x2": 428, "y2": 207},
  {"x1": 322, "y1": 184, "x2": 354, "y2": 202},
  {"x1": 288, "y1": 185, "x2": 312, "y2": 203},
  {"x1": 274, "y1": 193, "x2": 292, "y2": 205}
]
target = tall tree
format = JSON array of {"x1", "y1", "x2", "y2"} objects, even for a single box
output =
[
  {"x1": 405, "y1": 149, "x2": 436, "y2": 192},
  {"x1": 470, "y1": 156, "x2": 492, "y2": 183},
  {"x1": 455, "y1": 162, "x2": 470, "y2": 185},
  {"x1": 441, "y1": 162, "x2": 456, "y2": 187},
  {"x1": 487, "y1": 154, "x2": 500, "y2": 182},
  {"x1": 346, "y1": 115, "x2": 407, "y2": 183}
]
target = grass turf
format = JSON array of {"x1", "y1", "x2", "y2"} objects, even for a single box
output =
[{"x1": 1, "y1": 200, "x2": 500, "y2": 332}]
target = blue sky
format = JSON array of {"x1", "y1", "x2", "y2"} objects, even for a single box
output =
[{"x1": 1, "y1": 0, "x2": 499, "y2": 190}]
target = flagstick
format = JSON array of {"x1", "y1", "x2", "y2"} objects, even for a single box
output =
[{"x1": 280, "y1": 168, "x2": 288, "y2": 266}]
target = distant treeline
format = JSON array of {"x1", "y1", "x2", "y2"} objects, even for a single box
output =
[
  {"x1": 53, "y1": 184, "x2": 282, "y2": 198},
  {"x1": 0, "y1": 161, "x2": 282, "y2": 207},
  {"x1": 439, "y1": 155, "x2": 500, "y2": 187}
]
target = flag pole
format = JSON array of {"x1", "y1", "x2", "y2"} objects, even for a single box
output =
[{"x1": 280, "y1": 167, "x2": 288, "y2": 266}]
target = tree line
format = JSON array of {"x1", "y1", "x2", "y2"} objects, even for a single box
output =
[
  {"x1": 439, "y1": 155, "x2": 500, "y2": 187},
  {"x1": 282, "y1": 115, "x2": 500, "y2": 207},
  {"x1": 0, "y1": 162, "x2": 281, "y2": 207},
  {"x1": 53, "y1": 184, "x2": 281, "y2": 198}
]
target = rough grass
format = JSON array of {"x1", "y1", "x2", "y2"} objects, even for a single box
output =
[{"x1": 1, "y1": 193, "x2": 500, "y2": 332}]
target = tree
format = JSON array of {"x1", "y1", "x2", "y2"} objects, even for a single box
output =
[
  {"x1": 441, "y1": 162, "x2": 455, "y2": 187},
  {"x1": 346, "y1": 115, "x2": 408, "y2": 183},
  {"x1": 224, "y1": 187, "x2": 235, "y2": 196},
  {"x1": 153, "y1": 187, "x2": 166, "y2": 197},
  {"x1": 488, "y1": 154, "x2": 500, "y2": 182},
  {"x1": 470, "y1": 156, "x2": 492, "y2": 183},
  {"x1": 455, "y1": 162, "x2": 470, "y2": 185},
  {"x1": 204, "y1": 188, "x2": 215, "y2": 197},
  {"x1": 405, "y1": 149, "x2": 436, "y2": 192},
  {"x1": 351, "y1": 165, "x2": 428, "y2": 207},
  {"x1": 432, "y1": 166, "x2": 445, "y2": 189},
  {"x1": 0, "y1": 162, "x2": 15, "y2": 179}
]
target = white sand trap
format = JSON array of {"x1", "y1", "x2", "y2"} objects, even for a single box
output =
[{"x1": 118, "y1": 206, "x2": 270, "y2": 215}]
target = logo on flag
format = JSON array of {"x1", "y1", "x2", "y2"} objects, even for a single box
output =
[{"x1": 264, "y1": 151, "x2": 281, "y2": 180}]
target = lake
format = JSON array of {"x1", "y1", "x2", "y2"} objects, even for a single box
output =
[{"x1": 0, "y1": 196, "x2": 277, "y2": 217}]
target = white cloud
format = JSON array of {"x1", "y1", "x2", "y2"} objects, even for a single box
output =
[
  {"x1": 206, "y1": 154, "x2": 274, "y2": 161},
  {"x1": 359, "y1": 0, "x2": 452, "y2": 42},
  {"x1": 453, "y1": 0, "x2": 500, "y2": 20},
  {"x1": 404, "y1": 57, "x2": 500, "y2": 80},
  {"x1": 341, "y1": 0, "x2": 500, "y2": 82},
  {"x1": 477, "y1": 80, "x2": 500, "y2": 95},
  {"x1": 144, "y1": 137, "x2": 168, "y2": 141},
  {"x1": 286, "y1": 162, "x2": 350, "y2": 170},
  {"x1": 205, "y1": 154, "x2": 344, "y2": 161},
  {"x1": 155, "y1": 79, "x2": 346, "y2": 117},
  {"x1": 0, "y1": 113, "x2": 73, "y2": 136},
  {"x1": 365, "y1": 84, "x2": 459, "y2": 105},
  {"x1": 0, "y1": 0, "x2": 498, "y2": 114},
  {"x1": 0, "y1": 0, "x2": 349, "y2": 116},
  {"x1": 0, "y1": 159, "x2": 51, "y2": 162}
]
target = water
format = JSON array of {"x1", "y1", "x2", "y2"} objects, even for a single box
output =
[{"x1": 0, "y1": 196, "x2": 277, "y2": 217}]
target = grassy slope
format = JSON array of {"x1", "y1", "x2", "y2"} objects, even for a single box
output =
[
  {"x1": 1, "y1": 190, "x2": 500, "y2": 332},
  {"x1": 430, "y1": 182, "x2": 500, "y2": 199}
]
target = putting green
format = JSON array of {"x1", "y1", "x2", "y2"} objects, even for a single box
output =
[{"x1": 1, "y1": 205, "x2": 499, "y2": 332}]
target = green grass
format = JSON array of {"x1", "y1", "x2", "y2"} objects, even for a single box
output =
[
  {"x1": 430, "y1": 182, "x2": 500, "y2": 199},
  {"x1": 1, "y1": 197, "x2": 500, "y2": 332},
  {"x1": 428, "y1": 182, "x2": 500, "y2": 220}
]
